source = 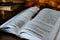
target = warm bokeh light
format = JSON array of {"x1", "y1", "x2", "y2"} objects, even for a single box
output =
[
  {"x1": 25, "y1": 0, "x2": 60, "y2": 10},
  {"x1": 25, "y1": 0, "x2": 35, "y2": 7}
]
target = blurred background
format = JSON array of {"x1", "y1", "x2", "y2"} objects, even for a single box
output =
[{"x1": 0, "y1": 0, "x2": 60, "y2": 25}]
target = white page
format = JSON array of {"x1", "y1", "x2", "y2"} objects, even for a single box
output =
[
  {"x1": 46, "y1": 18, "x2": 60, "y2": 40},
  {"x1": 56, "y1": 31, "x2": 60, "y2": 40},
  {"x1": 0, "y1": 6, "x2": 39, "y2": 35},
  {"x1": 19, "y1": 8, "x2": 60, "y2": 40}
]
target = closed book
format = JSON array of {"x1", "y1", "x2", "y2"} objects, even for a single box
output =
[
  {"x1": 0, "y1": 4, "x2": 21, "y2": 11},
  {"x1": 0, "y1": 0, "x2": 12, "y2": 2},
  {"x1": 13, "y1": 0, "x2": 24, "y2": 3},
  {"x1": 0, "y1": 0, "x2": 24, "y2": 3},
  {"x1": 0, "y1": 2, "x2": 14, "y2": 6}
]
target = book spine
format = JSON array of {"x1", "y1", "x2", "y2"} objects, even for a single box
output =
[{"x1": 0, "y1": 6, "x2": 11, "y2": 11}]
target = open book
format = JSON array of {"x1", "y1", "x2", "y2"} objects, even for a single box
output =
[{"x1": 0, "y1": 7, "x2": 60, "y2": 40}]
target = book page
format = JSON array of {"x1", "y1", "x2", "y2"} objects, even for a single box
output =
[
  {"x1": 0, "y1": 6, "x2": 39, "y2": 35},
  {"x1": 19, "y1": 8, "x2": 60, "y2": 40},
  {"x1": 56, "y1": 31, "x2": 60, "y2": 40}
]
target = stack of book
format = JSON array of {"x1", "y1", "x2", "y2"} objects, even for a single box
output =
[{"x1": 0, "y1": 0, "x2": 25, "y2": 19}]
